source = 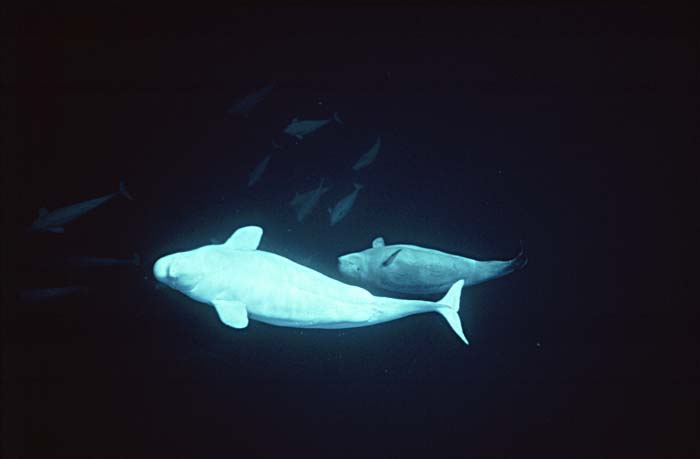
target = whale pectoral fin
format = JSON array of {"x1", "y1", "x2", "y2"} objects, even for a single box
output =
[
  {"x1": 225, "y1": 226, "x2": 263, "y2": 250},
  {"x1": 372, "y1": 237, "x2": 385, "y2": 248},
  {"x1": 212, "y1": 300, "x2": 249, "y2": 329},
  {"x1": 381, "y1": 248, "x2": 402, "y2": 267}
]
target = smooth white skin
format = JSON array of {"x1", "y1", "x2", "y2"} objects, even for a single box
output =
[
  {"x1": 338, "y1": 243, "x2": 520, "y2": 295},
  {"x1": 155, "y1": 245, "x2": 441, "y2": 328},
  {"x1": 152, "y1": 228, "x2": 467, "y2": 344}
]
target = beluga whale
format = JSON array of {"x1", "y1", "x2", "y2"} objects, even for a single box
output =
[
  {"x1": 338, "y1": 236, "x2": 528, "y2": 295},
  {"x1": 153, "y1": 226, "x2": 469, "y2": 345}
]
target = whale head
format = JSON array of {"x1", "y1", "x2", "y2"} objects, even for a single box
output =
[
  {"x1": 153, "y1": 226, "x2": 264, "y2": 302},
  {"x1": 153, "y1": 250, "x2": 206, "y2": 294},
  {"x1": 337, "y1": 252, "x2": 368, "y2": 281}
]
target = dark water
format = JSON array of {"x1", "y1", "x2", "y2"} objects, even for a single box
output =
[{"x1": 5, "y1": 6, "x2": 695, "y2": 458}]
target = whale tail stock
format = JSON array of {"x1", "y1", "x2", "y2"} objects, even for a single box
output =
[{"x1": 435, "y1": 279, "x2": 469, "y2": 345}]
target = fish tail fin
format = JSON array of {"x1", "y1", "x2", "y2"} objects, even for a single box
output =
[
  {"x1": 119, "y1": 181, "x2": 134, "y2": 200},
  {"x1": 435, "y1": 280, "x2": 469, "y2": 345},
  {"x1": 333, "y1": 112, "x2": 343, "y2": 124}
]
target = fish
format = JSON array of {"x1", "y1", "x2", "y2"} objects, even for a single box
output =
[
  {"x1": 19, "y1": 286, "x2": 88, "y2": 303},
  {"x1": 227, "y1": 83, "x2": 274, "y2": 115},
  {"x1": 328, "y1": 183, "x2": 364, "y2": 226},
  {"x1": 338, "y1": 237, "x2": 528, "y2": 295},
  {"x1": 352, "y1": 136, "x2": 381, "y2": 171},
  {"x1": 248, "y1": 154, "x2": 272, "y2": 187},
  {"x1": 153, "y1": 226, "x2": 468, "y2": 345},
  {"x1": 61, "y1": 253, "x2": 140, "y2": 268},
  {"x1": 283, "y1": 112, "x2": 342, "y2": 140},
  {"x1": 290, "y1": 178, "x2": 330, "y2": 222},
  {"x1": 28, "y1": 181, "x2": 133, "y2": 233}
]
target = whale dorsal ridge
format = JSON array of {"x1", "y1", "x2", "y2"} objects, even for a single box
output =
[
  {"x1": 372, "y1": 237, "x2": 385, "y2": 248},
  {"x1": 225, "y1": 226, "x2": 263, "y2": 250}
]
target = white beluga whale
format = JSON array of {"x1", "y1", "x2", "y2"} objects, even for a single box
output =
[
  {"x1": 329, "y1": 183, "x2": 364, "y2": 226},
  {"x1": 227, "y1": 83, "x2": 274, "y2": 116},
  {"x1": 248, "y1": 154, "x2": 271, "y2": 187},
  {"x1": 283, "y1": 112, "x2": 342, "y2": 140},
  {"x1": 338, "y1": 236, "x2": 528, "y2": 295},
  {"x1": 290, "y1": 178, "x2": 330, "y2": 222},
  {"x1": 153, "y1": 226, "x2": 469, "y2": 345},
  {"x1": 352, "y1": 136, "x2": 381, "y2": 171},
  {"x1": 28, "y1": 181, "x2": 133, "y2": 233}
]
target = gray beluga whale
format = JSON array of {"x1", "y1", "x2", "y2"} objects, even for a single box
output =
[
  {"x1": 352, "y1": 136, "x2": 381, "y2": 171},
  {"x1": 290, "y1": 178, "x2": 330, "y2": 222},
  {"x1": 248, "y1": 154, "x2": 271, "y2": 187},
  {"x1": 153, "y1": 226, "x2": 468, "y2": 345},
  {"x1": 227, "y1": 83, "x2": 274, "y2": 115},
  {"x1": 283, "y1": 112, "x2": 342, "y2": 140},
  {"x1": 329, "y1": 183, "x2": 364, "y2": 226},
  {"x1": 28, "y1": 181, "x2": 133, "y2": 233},
  {"x1": 338, "y1": 236, "x2": 528, "y2": 295}
]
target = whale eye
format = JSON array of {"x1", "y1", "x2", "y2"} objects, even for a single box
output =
[{"x1": 338, "y1": 256, "x2": 362, "y2": 276}]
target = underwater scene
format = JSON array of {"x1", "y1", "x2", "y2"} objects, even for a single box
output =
[{"x1": 6, "y1": 6, "x2": 694, "y2": 458}]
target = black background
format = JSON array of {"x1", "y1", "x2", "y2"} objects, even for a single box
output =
[{"x1": 4, "y1": 5, "x2": 696, "y2": 458}]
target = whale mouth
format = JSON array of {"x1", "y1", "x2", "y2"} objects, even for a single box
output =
[{"x1": 153, "y1": 256, "x2": 175, "y2": 283}]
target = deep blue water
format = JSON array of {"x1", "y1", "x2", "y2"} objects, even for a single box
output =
[{"x1": 5, "y1": 6, "x2": 695, "y2": 458}]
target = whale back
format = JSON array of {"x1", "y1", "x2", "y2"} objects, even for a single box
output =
[{"x1": 367, "y1": 244, "x2": 468, "y2": 294}]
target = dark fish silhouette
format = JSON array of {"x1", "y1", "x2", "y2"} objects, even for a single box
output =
[{"x1": 28, "y1": 181, "x2": 133, "y2": 233}]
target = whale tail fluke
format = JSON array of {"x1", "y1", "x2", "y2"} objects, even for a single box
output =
[{"x1": 435, "y1": 279, "x2": 468, "y2": 345}]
